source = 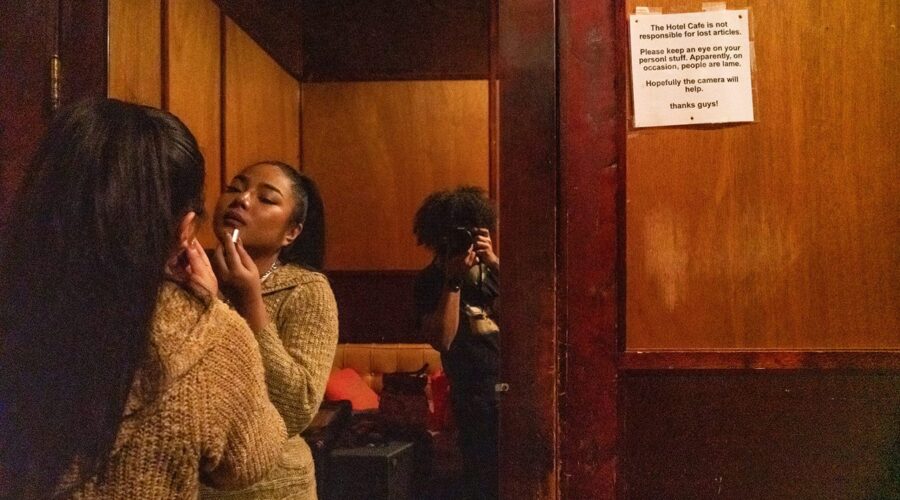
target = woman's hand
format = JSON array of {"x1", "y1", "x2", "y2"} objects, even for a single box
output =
[
  {"x1": 168, "y1": 239, "x2": 219, "y2": 298},
  {"x1": 473, "y1": 228, "x2": 499, "y2": 272},
  {"x1": 443, "y1": 247, "x2": 478, "y2": 283},
  {"x1": 211, "y1": 233, "x2": 269, "y2": 332},
  {"x1": 212, "y1": 233, "x2": 261, "y2": 301}
]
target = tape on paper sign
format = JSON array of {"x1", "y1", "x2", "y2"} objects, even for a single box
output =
[{"x1": 702, "y1": 2, "x2": 727, "y2": 11}]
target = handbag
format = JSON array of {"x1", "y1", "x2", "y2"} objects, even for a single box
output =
[{"x1": 379, "y1": 364, "x2": 430, "y2": 430}]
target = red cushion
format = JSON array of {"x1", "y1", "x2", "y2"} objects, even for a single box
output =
[{"x1": 325, "y1": 368, "x2": 379, "y2": 411}]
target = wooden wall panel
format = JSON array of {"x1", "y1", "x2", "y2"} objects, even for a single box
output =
[
  {"x1": 302, "y1": 0, "x2": 490, "y2": 81},
  {"x1": 224, "y1": 19, "x2": 300, "y2": 182},
  {"x1": 212, "y1": 0, "x2": 302, "y2": 80},
  {"x1": 623, "y1": 372, "x2": 900, "y2": 498},
  {"x1": 328, "y1": 271, "x2": 421, "y2": 343},
  {"x1": 625, "y1": 0, "x2": 900, "y2": 349},
  {"x1": 302, "y1": 81, "x2": 490, "y2": 271},
  {"x1": 167, "y1": 0, "x2": 221, "y2": 247},
  {"x1": 108, "y1": 0, "x2": 161, "y2": 106}
]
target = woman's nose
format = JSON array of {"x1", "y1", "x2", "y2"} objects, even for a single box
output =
[{"x1": 230, "y1": 191, "x2": 251, "y2": 208}]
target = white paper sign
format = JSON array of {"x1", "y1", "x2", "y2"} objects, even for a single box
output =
[{"x1": 629, "y1": 9, "x2": 754, "y2": 127}]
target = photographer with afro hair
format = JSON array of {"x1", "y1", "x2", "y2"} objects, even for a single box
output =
[{"x1": 413, "y1": 186, "x2": 499, "y2": 500}]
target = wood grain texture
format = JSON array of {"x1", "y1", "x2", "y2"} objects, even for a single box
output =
[
  {"x1": 224, "y1": 18, "x2": 300, "y2": 183},
  {"x1": 212, "y1": 0, "x2": 301, "y2": 80},
  {"x1": 497, "y1": 0, "x2": 559, "y2": 497},
  {"x1": 108, "y1": 0, "x2": 161, "y2": 106},
  {"x1": 558, "y1": 0, "x2": 623, "y2": 497},
  {"x1": 301, "y1": 81, "x2": 490, "y2": 271},
  {"x1": 166, "y1": 0, "x2": 221, "y2": 248},
  {"x1": 625, "y1": 0, "x2": 900, "y2": 349},
  {"x1": 302, "y1": 0, "x2": 490, "y2": 81},
  {"x1": 623, "y1": 373, "x2": 900, "y2": 498}
]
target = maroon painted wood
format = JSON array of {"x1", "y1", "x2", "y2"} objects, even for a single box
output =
[
  {"x1": 497, "y1": 1, "x2": 559, "y2": 497},
  {"x1": 0, "y1": 0, "x2": 106, "y2": 226},
  {"x1": 326, "y1": 271, "x2": 424, "y2": 344},
  {"x1": 622, "y1": 372, "x2": 900, "y2": 498},
  {"x1": 0, "y1": 1, "x2": 58, "y2": 226},
  {"x1": 213, "y1": 0, "x2": 302, "y2": 80},
  {"x1": 557, "y1": 0, "x2": 624, "y2": 498},
  {"x1": 621, "y1": 350, "x2": 900, "y2": 371},
  {"x1": 302, "y1": 0, "x2": 490, "y2": 82},
  {"x1": 58, "y1": 0, "x2": 108, "y2": 107}
]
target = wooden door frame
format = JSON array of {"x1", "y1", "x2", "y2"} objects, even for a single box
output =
[
  {"x1": 501, "y1": 1, "x2": 900, "y2": 498},
  {"x1": 498, "y1": 0, "x2": 624, "y2": 497},
  {"x1": 498, "y1": 0, "x2": 626, "y2": 496},
  {"x1": 497, "y1": 1, "x2": 560, "y2": 497}
]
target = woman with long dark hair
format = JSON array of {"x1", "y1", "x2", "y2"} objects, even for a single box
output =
[
  {"x1": 201, "y1": 161, "x2": 338, "y2": 499},
  {"x1": 0, "y1": 98, "x2": 286, "y2": 498}
]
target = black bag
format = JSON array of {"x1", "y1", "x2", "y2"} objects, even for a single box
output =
[{"x1": 379, "y1": 364, "x2": 430, "y2": 430}]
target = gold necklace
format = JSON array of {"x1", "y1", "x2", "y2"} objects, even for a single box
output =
[{"x1": 260, "y1": 260, "x2": 280, "y2": 283}]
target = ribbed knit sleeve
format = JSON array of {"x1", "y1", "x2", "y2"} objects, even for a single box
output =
[
  {"x1": 200, "y1": 318, "x2": 288, "y2": 490},
  {"x1": 256, "y1": 274, "x2": 339, "y2": 436}
]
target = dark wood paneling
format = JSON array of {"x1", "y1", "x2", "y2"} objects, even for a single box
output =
[
  {"x1": 1, "y1": 0, "x2": 106, "y2": 226},
  {"x1": 623, "y1": 373, "x2": 900, "y2": 499},
  {"x1": 59, "y1": 0, "x2": 107, "y2": 107},
  {"x1": 558, "y1": 0, "x2": 623, "y2": 497},
  {"x1": 213, "y1": 0, "x2": 302, "y2": 80},
  {"x1": 622, "y1": 351, "x2": 900, "y2": 371},
  {"x1": 497, "y1": 0, "x2": 558, "y2": 497},
  {"x1": 327, "y1": 271, "x2": 423, "y2": 344},
  {"x1": 302, "y1": 0, "x2": 490, "y2": 81},
  {"x1": 0, "y1": 1, "x2": 57, "y2": 226}
]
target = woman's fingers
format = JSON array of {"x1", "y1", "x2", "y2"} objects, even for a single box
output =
[
  {"x1": 185, "y1": 240, "x2": 218, "y2": 296},
  {"x1": 234, "y1": 239, "x2": 257, "y2": 273},
  {"x1": 193, "y1": 239, "x2": 214, "y2": 270},
  {"x1": 221, "y1": 231, "x2": 245, "y2": 271},
  {"x1": 465, "y1": 249, "x2": 478, "y2": 267}
]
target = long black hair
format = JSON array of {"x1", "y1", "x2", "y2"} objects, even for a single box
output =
[
  {"x1": 248, "y1": 161, "x2": 326, "y2": 270},
  {"x1": 0, "y1": 98, "x2": 205, "y2": 497}
]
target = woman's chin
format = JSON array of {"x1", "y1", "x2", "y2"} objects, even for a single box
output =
[{"x1": 212, "y1": 225, "x2": 231, "y2": 242}]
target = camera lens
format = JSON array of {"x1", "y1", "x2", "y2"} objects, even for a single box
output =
[{"x1": 446, "y1": 227, "x2": 473, "y2": 256}]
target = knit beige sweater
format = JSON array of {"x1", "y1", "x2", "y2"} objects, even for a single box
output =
[
  {"x1": 201, "y1": 264, "x2": 339, "y2": 499},
  {"x1": 255, "y1": 264, "x2": 339, "y2": 437},
  {"x1": 63, "y1": 281, "x2": 288, "y2": 499}
]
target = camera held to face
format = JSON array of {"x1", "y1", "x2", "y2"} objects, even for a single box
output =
[{"x1": 443, "y1": 226, "x2": 476, "y2": 256}]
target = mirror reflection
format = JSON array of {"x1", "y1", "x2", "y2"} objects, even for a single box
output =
[{"x1": 18, "y1": 1, "x2": 501, "y2": 499}]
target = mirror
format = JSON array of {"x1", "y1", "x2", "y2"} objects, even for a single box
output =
[{"x1": 108, "y1": 0, "x2": 500, "y2": 497}]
